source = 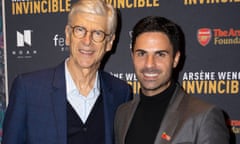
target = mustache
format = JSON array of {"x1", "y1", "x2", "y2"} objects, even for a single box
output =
[{"x1": 140, "y1": 68, "x2": 161, "y2": 74}]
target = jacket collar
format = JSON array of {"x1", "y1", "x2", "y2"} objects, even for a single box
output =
[{"x1": 154, "y1": 83, "x2": 186, "y2": 144}]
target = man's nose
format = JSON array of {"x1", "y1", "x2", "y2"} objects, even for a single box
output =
[
  {"x1": 145, "y1": 55, "x2": 155, "y2": 68},
  {"x1": 82, "y1": 32, "x2": 92, "y2": 46}
]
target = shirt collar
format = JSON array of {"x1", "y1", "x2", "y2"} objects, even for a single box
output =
[{"x1": 65, "y1": 59, "x2": 100, "y2": 98}]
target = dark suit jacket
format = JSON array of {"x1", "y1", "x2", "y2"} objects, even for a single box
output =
[
  {"x1": 3, "y1": 62, "x2": 132, "y2": 144},
  {"x1": 114, "y1": 83, "x2": 229, "y2": 144}
]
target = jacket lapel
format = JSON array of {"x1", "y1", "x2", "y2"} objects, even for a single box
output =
[
  {"x1": 154, "y1": 84, "x2": 185, "y2": 144},
  {"x1": 50, "y1": 62, "x2": 67, "y2": 144},
  {"x1": 99, "y1": 71, "x2": 115, "y2": 144},
  {"x1": 122, "y1": 96, "x2": 140, "y2": 142}
]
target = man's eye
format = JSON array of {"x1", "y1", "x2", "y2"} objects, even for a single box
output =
[
  {"x1": 76, "y1": 27, "x2": 85, "y2": 32},
  {"x1": 157, "y1": 52, "x2": 166, "y2": 57},
  {"x1": 73, "y1": 26, "x2": 85, "y2": 33},
  {"x1": 136, "y1": 51, "x2": 145, "y2": 57},
  {"x1": 94, "y1": 31, "x2": 102, "y2": 35}
]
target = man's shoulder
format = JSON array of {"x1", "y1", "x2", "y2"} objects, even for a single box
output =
[
  {"x1": 14, "y1": 62, "x2": 64, "y2": 83},
  {"x1": 187, "y1": 94, "x2": 214, "y2": 109},
  {"x1": 174, "y1": 84, "x2": 214, "y2": 110},
  {"x1": 99, "y1": 71, "x2": 129, "y2": 86},
  {"x1": 20, "y1": 67, "x2": 57, "y2": 79},
  {"x1": 182, "y1": 92, "x2": 221, "y2": 116}
]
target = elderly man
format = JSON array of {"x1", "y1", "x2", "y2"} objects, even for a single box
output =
[{"x1": 3, "y1": 1, "x2": 132, "y2": 144}]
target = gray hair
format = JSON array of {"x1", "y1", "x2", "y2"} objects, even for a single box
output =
[{"x1": 68, "y1": 0, "x2": 117, "y2": 34}]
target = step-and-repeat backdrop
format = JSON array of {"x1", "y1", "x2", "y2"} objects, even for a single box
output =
[{"x1": 2, "y1": 0, "x2": 240, "y2": 143}]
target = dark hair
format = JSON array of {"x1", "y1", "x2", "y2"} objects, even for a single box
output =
[{"x1": 131, "y1": 16, "x2": 182, "y2": 56}]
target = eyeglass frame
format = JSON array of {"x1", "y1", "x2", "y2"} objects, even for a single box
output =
[{"x1": 69, "y1": 25, "x2": 112, "y2": 43}]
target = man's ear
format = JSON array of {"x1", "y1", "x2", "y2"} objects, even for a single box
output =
[
  {"x1": 173, "y1": 51, "x2": 181, "y2": 68},
  {"x1": 106, "y1": 34, "x2": 115, "y2": 52},
  {"x1": 65, "y1": 25, "x2": 70, "y2": 46}
]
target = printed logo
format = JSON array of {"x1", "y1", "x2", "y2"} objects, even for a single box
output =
[
  {"x1": 16, "y1": 30, "x2": 32, "y2": 47},
  {"x1": 197, "y1": 28, "x2": 212, "y2": 46},
  {"x1": 53, "y1": 34, "x2": 69, "y2": 52},
  {"x1": 13, "y1": 29, "x2": 37, "y2": 59}
]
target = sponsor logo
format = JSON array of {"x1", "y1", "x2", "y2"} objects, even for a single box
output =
[
  {"x1": 12, "y1": 29, "x2": 37, "y2": 59},
  {"x1": 53, "y1": 34, "x2": 69, "y2": 52},
  {"x1": 16, "y1": 30, "x2": 32, "y2": 47},
  {"x1": 197, "y1": 28, "x2": 240, "y2": 46},
  {"x1": 197, "y1": 28, "x2": 212, "y2": 47},
  {"x1": 213, "y1": 28, "x2": 240, "y2": 45}
]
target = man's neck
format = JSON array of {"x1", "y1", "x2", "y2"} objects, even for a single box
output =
[{"x1": 67, "y1": 59, "x2": 98, "y2": 96}]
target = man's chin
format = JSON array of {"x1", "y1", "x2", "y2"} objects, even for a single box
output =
[{"x1": 141, "y1": 84, "x2": 159, "y2": 92}]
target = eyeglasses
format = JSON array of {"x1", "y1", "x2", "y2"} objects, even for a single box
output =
[{"x1": 69, "y1": 25, "x2": 111, "y2": 43}]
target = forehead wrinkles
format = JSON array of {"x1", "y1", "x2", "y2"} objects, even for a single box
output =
[{"x1": 72, "y1": 13, "x2": 108, "y2": 31}]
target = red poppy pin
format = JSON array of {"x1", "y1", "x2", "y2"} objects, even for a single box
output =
[{"x1": 161, "y1": 132, "x2": 171, "y2": 141}]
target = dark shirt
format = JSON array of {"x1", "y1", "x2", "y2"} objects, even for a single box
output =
[{"x1": 125, "y1": 82, "x2": 176, "y2": 144}]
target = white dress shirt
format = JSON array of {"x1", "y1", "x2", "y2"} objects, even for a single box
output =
[{"x1": 65, "y1": 60, "x2": 100, "y2": 123}]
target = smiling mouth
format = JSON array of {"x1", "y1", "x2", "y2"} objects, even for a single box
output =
[
  {"x1": 79, "y1": 49, "x2": 94, "y2": 55},
  {"x1": 143, "y1": 72, "x2": 159, "y2": 80},
  {"x1": 144, "y1": 73, "x2": 158, "y2": 77}
]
